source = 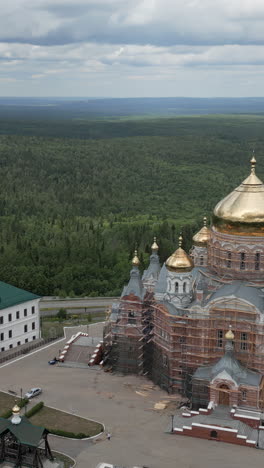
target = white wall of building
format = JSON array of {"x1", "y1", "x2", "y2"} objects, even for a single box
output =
[{"x1": 0, "y1": 299, "x2": 40, "y2": 352}]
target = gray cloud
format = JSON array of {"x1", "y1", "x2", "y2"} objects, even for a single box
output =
[
  {"x1": 1, "y1": 0, "x2": 264, "y2": 97},
  {"x1": 1, "y1": 0, "x2": 264, "y2": 46}
]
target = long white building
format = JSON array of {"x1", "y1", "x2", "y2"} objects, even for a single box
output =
[{"x1": 0, "y1": 280, "x2": 40, "y2": 353}]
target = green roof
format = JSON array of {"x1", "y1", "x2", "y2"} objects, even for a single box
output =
[
  {"x1": 0, "y1": 416, "x2": 46, "y2": 447},
  {"x1": 0, "y1": 281, "x2": 40, "y2": 310}
]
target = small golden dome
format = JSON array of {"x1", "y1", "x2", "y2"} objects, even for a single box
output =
[
  {"x1": 151, "y1": 237, "x2": 159, "y2": 251},
  {"x1": 166, "y1": 236, "x2": 194, "y2": 272},
  {"x1": 12, "y1": 404, "x2": 20, "y2": 414},
  {"x1": 193, "y1": 217, "x2": 210, "y2": 246},
  {"x1": 132, "y1": 249, "x2": 140, "y2": 267},
  {"x1": 213, "y1": 156, "x2": 264, "y2": 235},
  {"x1": 225, "y1": 327, "x2": 234, "y2": 340}
]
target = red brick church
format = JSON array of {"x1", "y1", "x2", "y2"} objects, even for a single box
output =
[{"x1": 104, "y1": 156, "x2": 264, "y2": 415}]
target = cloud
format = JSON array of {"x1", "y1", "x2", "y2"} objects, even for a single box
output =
[
  {"x1": 1, "y1": 0, "x2": 264, "y2": 47},
  {"x1": 1, "y1": 1, "x2": 264, "y2": 96}
]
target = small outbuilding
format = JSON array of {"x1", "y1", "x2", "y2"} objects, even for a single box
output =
[
  {"x1": 0, "y1": 404, "x2": 53, "y2": 468},
  {"x1": 192, "y1": 327, "x2": 264, "y2": 409}
]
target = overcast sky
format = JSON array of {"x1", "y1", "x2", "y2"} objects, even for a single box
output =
[{"x1": 1, "y1": 0, "x2": 264, "y2": 97}]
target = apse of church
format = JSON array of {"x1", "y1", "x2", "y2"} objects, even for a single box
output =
[{"x1": 104, "y1": 156, "x2": 264, "y2": 410}]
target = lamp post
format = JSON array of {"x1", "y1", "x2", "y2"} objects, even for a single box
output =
[
  {"x1": 170, "y1": 414, "x2": 174, "y2": 433},
  {"x1": 257, "y1": 409, "x2": 263, "y2": 449},
  {"x1": 256, "y1": 424, "x2": 260, "y2": 448}
]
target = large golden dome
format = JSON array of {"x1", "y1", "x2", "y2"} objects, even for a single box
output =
[
  {"x1": 166, "y1": 236, "x2": 194, "y2": 272},
  {"x1": 213, "y1": 156, "x2": 264, "y2": 235}
]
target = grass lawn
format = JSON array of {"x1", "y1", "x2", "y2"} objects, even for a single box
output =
[
  {"x1": 0, "y1": 391, "x2": 18, "y2": 416},
  {"x1": 30, "y1": 406, "x2": 102, "y2": 437},
  {"x1": 41, "y1": 321, "x2": 65, "y2": 339}
]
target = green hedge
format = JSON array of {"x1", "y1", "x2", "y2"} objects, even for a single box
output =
[
  {"x1": 1, "y1": 397, "x2": 29, "y2": 419},
  {"x1": 47, "y1": 428, "x2": 90, "y2": 439},
  {"x1": 25, "y1": 401, "x2": 44, "y2": 419}
]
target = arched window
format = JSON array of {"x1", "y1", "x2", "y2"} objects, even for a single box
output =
[
  {"x1": 242, "y1": 390, "x2": 247, "y2": 401},
  {"x1": 227, "y1": 251, "x2": 232, "y2": 268},
  {"x1": 210, "y1": 430, "x2": 218, "y2": 438},
  {"x1": 163, "y1": 355, "x2": 168, "y2": 367},
  {"x1": 175, "y1": 282, "x2": 179, "y2": 293},
  {"x1": 240, "y1": 252, "x2": 245, "y2": 270},
  {"x1": 240, "y1": 332, "x2": 248, "y2": 351},
  {"x1": 255, "y1": 253, "x2": 260, "y2": 270},
  {"x1": 183, "y1": 282, "x2": 186, "y2": 293},
  {"x1": 200, "y1": 256, "x2": 204, "y2": 266}
]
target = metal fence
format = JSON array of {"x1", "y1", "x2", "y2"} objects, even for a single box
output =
[{"x1": 0, "y1": 334, "x2": 64, "y2": 365}]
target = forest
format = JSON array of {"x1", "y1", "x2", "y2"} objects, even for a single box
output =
[{"x1": 0, "y1": 113, "x2": 263, "y2": 297}]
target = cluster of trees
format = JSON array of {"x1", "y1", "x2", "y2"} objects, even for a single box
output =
[{"x1": 0, "y1": 115, "x2": 263, "y2": 297}]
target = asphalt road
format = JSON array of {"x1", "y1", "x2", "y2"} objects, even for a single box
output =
[
  {"x1": 40, "y1": 297, "x2": 118, "y2": 316},
  {"x1": 1, "y1": 326, "x2": 263, "y2": 468}
]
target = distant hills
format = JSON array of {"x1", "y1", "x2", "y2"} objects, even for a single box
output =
[{"x1": 1, "y1": 97, "x2": 264, "y2": 120}]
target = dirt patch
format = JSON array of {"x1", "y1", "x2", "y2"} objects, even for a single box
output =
[{"x1": 30, "y1": 406, "x2": 102, "y2": 437}]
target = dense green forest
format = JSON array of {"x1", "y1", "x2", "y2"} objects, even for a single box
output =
[{"x1": 0, "y1": 114, "x2": 263, "y2": 297}]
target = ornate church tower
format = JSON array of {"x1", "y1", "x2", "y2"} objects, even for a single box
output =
[
  {"x1": 165, "y1": 235, "x2": 194, "y2": 307},
  {"x1": 190, "y1": 216, "x2": 210, "y2": 267},
  {"x1": 142, "y1": 237, "x2": 161, "y2": 292},
  {"x1": 208, "y1": 156, "x2": 264, "y2": 281}
]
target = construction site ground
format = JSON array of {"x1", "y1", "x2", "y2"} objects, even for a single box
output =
[{"x1": 0, "y1": 325, "x2": 263, "y2": 468}]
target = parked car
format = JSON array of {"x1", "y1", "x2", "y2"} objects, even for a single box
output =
[
  {"x1": 95, "y1": 465, "x2": 148, "y2": 468},
  {"x1": 48, "y1": 358, "x2": 58, "y2": 365},
  {"x1": 24, "y1": 388, "x2": 42, "y2": 399},
  {"x1": 95, "y1": 464, "x2": 125, "y2": 468}
]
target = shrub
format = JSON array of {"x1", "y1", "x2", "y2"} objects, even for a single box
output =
[
  {"x1": 57, "y1": 308, "x2": 67, "y2": 321},
  {"x1": 25, "y1": 401, "x2": 44, "y2": 418},
  {"x1": 48, "y1": 428, "x2": 89, "y2": 439}
]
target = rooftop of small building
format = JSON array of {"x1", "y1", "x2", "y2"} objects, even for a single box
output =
[
  {"x1": 0, "y1": 280, "x2": 40, "y2": 310},
  {"x1": 0, "y1": 416, "x2": 46, "y2": 447}
]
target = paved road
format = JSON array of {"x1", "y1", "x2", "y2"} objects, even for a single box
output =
[
  {"x1": 1, "y1": 329, "x2": 263, "y2": 468},
  {"x1": 40, "y1": 297, "x2": 118, "y2": 316}
]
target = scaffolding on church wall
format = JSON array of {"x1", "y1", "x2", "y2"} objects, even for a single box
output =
[{"x1": 103, "y1": 282, "x2": 264, "y2": 409}]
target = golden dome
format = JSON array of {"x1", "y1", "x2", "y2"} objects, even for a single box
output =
[
  {"x1": 213, "y1": 156, "x2": 264, "y2": 235},
  {"x1": 225, "y1": 327, "x2": 234, "y2": 340},
  {"x1": 193, "y1": 217, "x2": 210, "y2": 246},
  {"x1": 12, "y1": 404, "x2": 20, "y2": 414},
  {"x1": 166, "y1": 236, "x2": 194, "y2": 272},
  {"x1": 151, "y1": 237, "x2": 159, "y2": 251},
  {"x1": 132, "y1": 249, "x2": 140, "y2": 267}
]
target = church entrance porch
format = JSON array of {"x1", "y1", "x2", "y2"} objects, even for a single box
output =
[{"x1": 219, "y1": 384, "x2": 230, "y2": 406}]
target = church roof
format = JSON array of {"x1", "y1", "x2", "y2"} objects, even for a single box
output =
[
  {"x1": 0, "y1": 281, "x2": 40, "y2": 310},
  {"x1": 213, "y1": 156, "x2": 264, "y2": 235},
  {"x1": 155, "y1": 263, "x2": 167, "y2": 294},
  {"x1": 142, "y1": 252, "x2": 160, "y2": 281},
  {"x1": 193, "y1": 334, "x2": 262, "y2": 387},
  {"x1": 194, "y1": 359, "x2": 261, "y2": 387},
  {"x1": 121, "y1": 266, "x2": 144, "y2": 300},
  {"x1": 207, "y1": 281, "x2": 264, "y2": 311},
  {"x1": 165, "y1": 237, "x2": 193, "y2": 272},
  {"x1": 0, "y1": 416, "x2": 46, "y2": 447}
]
